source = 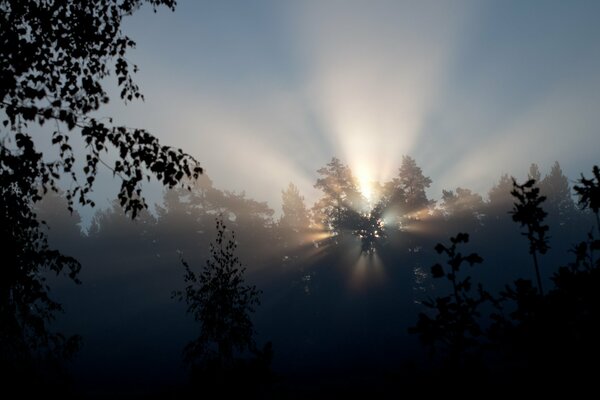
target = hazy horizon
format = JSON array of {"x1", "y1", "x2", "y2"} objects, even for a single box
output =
[{"x1": 55, "y1": 0, "x2": 599, "y2": 220}]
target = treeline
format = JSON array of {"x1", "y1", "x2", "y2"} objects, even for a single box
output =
[
  {"x1": 41, "y1": 156, "x2": 589, "y2": 266},
  {"x1": 409, "y1": 166, "x2": 600, "y2": 393},
  {"x1": 4, "y1": 155, "x2": 597, "y2": 396}
]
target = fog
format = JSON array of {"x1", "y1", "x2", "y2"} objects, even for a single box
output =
[{"x1": 38, "y1": 159, "x2": 596, "y2": 396}]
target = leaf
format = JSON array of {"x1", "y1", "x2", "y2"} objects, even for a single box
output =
[
  {"x1": 456, "y1": 232, "x2": 469, "y2": 243},
  {"x1": 431, "y1": 263, "x2": 444, "y2": 278},
  {"x1": 465, "y1": 253, "x2": 483, "y2": 265}
]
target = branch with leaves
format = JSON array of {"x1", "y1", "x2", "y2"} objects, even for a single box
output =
[
  {"x1": 510, "y1": 179, "x2": 549, "y2": 295},
  {"x1": 1, "y1": 0, "x2": 202, "y2": 218},
  {"x1": 410, "y1": 233, "x2": 490, "y2": 366},
  {"x1": 574, "y1": 165, "x2": 600, "y2": 233}
]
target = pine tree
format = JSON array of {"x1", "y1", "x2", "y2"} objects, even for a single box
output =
[
  {"x1": 397, "y1": 155, "x2": 433, "y2": 216},
  {"x1": 528, "y1": 163, "x2": 542, "y2": 182},
  {"x1": 510, "y1": 179, "x2": 549, "y2": 295},
  {"x1": 540, "y1": 162, "x2": 574, "y2": 226},
  {"x1": 313, "y1": 158, "x2": 365, "y2": 235},
  {"x1": 487, "y1": 174, "x2": 514, "y2": 220},
  {"x1": 574, "y1": 165, "x2": 600, "y2": 233},
  {"x1": 279, "y1": 183, "x2": 310, "y2": 248}
]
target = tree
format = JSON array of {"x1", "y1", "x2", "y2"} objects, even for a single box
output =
[
  {"x1": 380, "y1": 156, "x2": 433, "y2": 225},
  {"x1": 173, "y1": 216, "x2": 261, "y2": 368},
  {"x1": 355, "y1": 201, "x2": 386, "y2": 254},
  {"x1": 1, "y1": 140, "x2": 81, "y2": 389},
  {"x1": 409, "y1": 233, "x2": 487, "y2": 367},
  {"x1": 312, "y1": 157, "x2": 366, "y2": 236},
  {"x1": 540, "y1": 162, "x2": 574, "y2": 226},
  {"x1": 35, "y1": 189, "x2": 84, "y2": 249},
  {"x1": 1, "y1": 0, "x2": 202, "y2": 217},
  {"x1": 441, "y1": 187, "x2": 484, "y2": 218},
  {"x1": 528, "y1": 163, "x2": 542, "y2": 182},
  {"x1": 574, "y1": 165, "x2": 600, "y2": 233},
  {"x1": 155, "y1": 174, "x2": 221, "y2": 253},
  {"x1": 279, "y1": 183, "x2": 311, "y2": 248},
  {"x1": 280, "y1": 183, "x2": 310, "y2": 233},
  {"x1": 87, "y1": 197, "x2": 156, "y2": 253},
  {"x1": 510, "y1": 179, "x2": 549, "y2": 295},
  {"x1": 487, "y1": 173, "x2": 514, "y2": 220},
  {"x1": 2, "y1": 3, "x2": 204, "y2": 387},
  {"x1": 397, "y1": 155, "x2": 433, "y2": 215}
]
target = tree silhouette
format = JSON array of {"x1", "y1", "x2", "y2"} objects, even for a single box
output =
[
  {"x1": 280, "y1": 183, "x2": 311, "y2": 234},
  {"x1": 355, "y1": 201, "x2": 386, "y2": 254},
  {"x1": 406, "y1": 164, "x2": 600, "y2": 392},
  {"x1": 574, "y1": 165, "x2": 600, "y2": 233},
  {"x1": 528, "y1": 163, "x2": 542, "y2": 182},
  {"x1": 173, "y1": 216, "x2": 261, "y2": 368},
  {"x1": 540, "y1": 161, "x2": 575, "y2": 226},
  {"x1": 1, "y1": 0, "x2": 201, "y2": 217},
  {"x1": 312, "y1": 157, "x2": 365, "y2": 236},
  {"x1": 487, "y1": 174, "x2": 514, "y2": 220},
  {"x1": 279, "y1": 183, "x2": 311, "y2": 249},
  {"x1": 510, "y1": 179, "x2": 549, "y2": 295},
  {"x1": 409, "y1": 233, "x2": 487, "y2": 367},
  {"x1": 1, "y1": 139, "x2": 81, "y2": 390},
  {"x1": 379, "y1": 156, "x2": 433, "y2": 227},
  {"x1": 397, "y1": 155, "x2": 433, "y2": 216},
  {"x1": 155, "y1": 174, "x2": 225, "y2": 254},
  {"x1": 378, "y1": 176, "x2": 406, "y2": 227},
  {"x1": 441, "y1": 187, "x2": 484, "y2": 219}
]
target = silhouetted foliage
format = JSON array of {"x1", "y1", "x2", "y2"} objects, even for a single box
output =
[
  {"x1": 6, "y1": 152, "x2": 594, "y2": 395},
  {"x1": 409, "y1": 233, "x2": 488, "y2": 367},
  {"x1": 441, "y1": 187, "x2": 484, "y2": 223},
  {"x1": 312, "y1": 158, "x2": 366, "y2": 236},
  {"x1": 0, "y1": 139, "x2": 81, "y2": 390},
  {"x1": 574, "y1": 165, "x2": 600, "y2": 232},
  {"x1": 487, "y1": 173, "x2": 514, "y2": 219},
  {"x1": 280, "y1": 183, "x2": 311, "y2": 233},
  {"x1": 484, "y1": 232, "x2": 600, "y2": 386},
  {"x1": 397, "y1": 155, "x2": 434, "y2": 214},
  {"x1": 510, "y1": 178, "x2": 549, "y2": 294},
  {"x1": 540, "y1": 162, "x2": 574, "y2": 225},
  {"x1": 355, "y1": 202, "x2": 387, "y2": 254},
  {"x1": 279, "y1": 183, "x2": 311, "y2": 247},
  {"x1": 1, "y1": 0, "x2": 201, "y2": 217},
  {"x1": 174, "y1": 216, "x2": 261, "y2": 366},
  {"x1": 549, "y1": 234, "x2": 600, "y2": 348},
  {"x1": 380, "y1": 155, "x2": 433, "y2": 224},
  {"x1": 172, "y1": 216, "x2": 273, "y2": 396},
  {"x1": 35, "y1": 190, "x2": 83, "y2": 247},
  {"x1": 408, "y1": 164, "x2": 599, "y2": 390},
  {"x1": 527, "y1": 163, "x2": 541, "y2": 182}
]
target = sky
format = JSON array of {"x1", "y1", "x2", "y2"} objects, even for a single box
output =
[{"x1": 97, "y1": 0, "x2": 600, "y2": 213}]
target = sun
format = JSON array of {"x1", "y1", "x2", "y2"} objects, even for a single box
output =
[
  {"x1": 358, "y1": 176, "x2": 373, "y2": 203},
  {"x1": 355, "y1": 167, "x2": 375, "y2": 204}
]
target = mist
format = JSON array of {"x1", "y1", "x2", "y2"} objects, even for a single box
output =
[
  {"x1": 37, "y1": 159, "x2": 597, "y2": 396},
  {"x1": 3, "y1": 0, "x2": 600, "y2": 397}
]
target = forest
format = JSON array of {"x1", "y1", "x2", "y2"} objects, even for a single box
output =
[
  {"x1": 2, "y1": 0, "x2": 600, "y2": 398},
  {"x1": 5, "y1": 154, "x2": 600, "y2": 397}
]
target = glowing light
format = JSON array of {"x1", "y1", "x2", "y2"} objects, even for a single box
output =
[
  {"x1": 304, "y1": 230, "x2": 334, "y2": 243},
  {"x1": 350, "y1": 250, "x2": 385, "y2": 289},
  {"x1": 354, "y1": 163, "x2": 379, "y2": 205},
  {"x1": 357, "y1": 175, "x2": 373, "y2": 203}
]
